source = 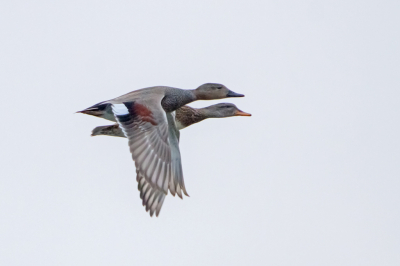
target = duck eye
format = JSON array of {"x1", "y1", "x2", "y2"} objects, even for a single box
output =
[{"x1": 217, "y1": 87, "x2": 222, "y2": 89}]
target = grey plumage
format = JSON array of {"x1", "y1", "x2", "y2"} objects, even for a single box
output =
[{"x1": 78, "y1": 84, "x2": 246, "y2": 217}]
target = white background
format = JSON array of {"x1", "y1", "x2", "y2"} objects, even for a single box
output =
[{"x1": 1, "y1": 1, "x2": 399, "y2": 265}]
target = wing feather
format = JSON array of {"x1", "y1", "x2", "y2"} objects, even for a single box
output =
[{"x1": 112, "y1": 96, "x2": 188, "y2": 217}]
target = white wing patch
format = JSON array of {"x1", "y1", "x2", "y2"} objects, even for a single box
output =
[
  {"x1": 112, "y1": 104, "x2": 129, "y2": 137},
  {"x1": 112, "y1": 103, "x2": 129, "y2": 115}
]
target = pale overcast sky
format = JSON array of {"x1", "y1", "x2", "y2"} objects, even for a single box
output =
[{"x1": 1, "y1": 1, "x2": 399, "y2": 265}]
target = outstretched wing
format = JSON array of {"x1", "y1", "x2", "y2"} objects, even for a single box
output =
[
  {"x1": 166, "y1": 111, "x2": 188, "y2": 197},
  {"x1": 112, "y1": 98, "x2": 188, "y2": 217},
  {"x1": 135, "y1": 112, "x2": 189, "y2": 216},
  {"x1": 112, "y1": 97, "x2": 173, "y2": 195}
]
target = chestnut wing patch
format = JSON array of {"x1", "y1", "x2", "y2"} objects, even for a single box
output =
[{"x1": 124, "y1": 102, "x2": 157, "y2": 126}]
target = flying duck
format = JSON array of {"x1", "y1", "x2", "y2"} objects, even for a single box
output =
[{"x1": 78, "y1": 84, "x2": 245, "y2": 216}]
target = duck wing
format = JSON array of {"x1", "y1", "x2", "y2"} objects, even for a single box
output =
[
  {"x1": 135, "y1": 111, "x2": 189, "y2": 217},
  {"x1": 166, "y1": 111, "x2": 188, "y2": 197},
  {"x1": 137, "y1": 170, "x2": 166, "y2": 217},
  {"x1": 112, "y1": 96, "x2": 173, "y2": 195}
]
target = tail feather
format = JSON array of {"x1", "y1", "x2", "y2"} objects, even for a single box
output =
[
  {"x1": 77, "y1": 101, "x2": 107, "y2": 117},
  {"x1": 77, "y1": 101, "x2": 115, "y2": 122},
  {"x1": 91, "y1": 124, "x2": 125, "y2": 137}
]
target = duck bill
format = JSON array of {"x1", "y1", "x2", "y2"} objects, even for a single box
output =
[
  {"x1": 226, "y1": 90, "x2": 245, "y2": 97},
  {"x1": 235, "y1": 109, "x2": 252, "y2": 116}
]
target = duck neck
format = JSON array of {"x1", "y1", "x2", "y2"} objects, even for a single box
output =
[
  {"x1": 180, "y1": 107, "x2": 221, "y2": 127},
  {"x1": 191, "y1": 108, "x2": 210, "y2": 122},
  {"x1": 175, "y1": 106, "x2": 207, "y2": 129},
  {"x1": 182, "y1": 89, "x2": 198, "y2": 105},
  {"x1": 162, "y1": 88, "x2": 197, "y2": 112}
]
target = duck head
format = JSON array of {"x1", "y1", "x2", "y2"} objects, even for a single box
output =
[
  {"x1": 202, "y1": 103, "x2": 251, "y2": 118},
  {"x1": 194, "y1": 83, "x2": 244, "y2": 100}
]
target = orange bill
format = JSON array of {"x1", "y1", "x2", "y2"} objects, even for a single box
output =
[{"x1": 235, "y1": 109, "x2": 252, "y2": 116}]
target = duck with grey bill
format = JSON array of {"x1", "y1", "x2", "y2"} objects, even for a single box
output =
[{"x1": 78, "y1": 84, "x2": 246, "y2": 217}]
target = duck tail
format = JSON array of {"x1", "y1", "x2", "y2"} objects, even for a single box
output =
[
  {"x1": 76, "y1": 101, "x2": 109, "y2": 118},
  {"x1": 91, "y1": 124, "x2": 125, "y2": 138},
  {"x1": 91, "y1": 125, "x2": 112, "y2": 136}
]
